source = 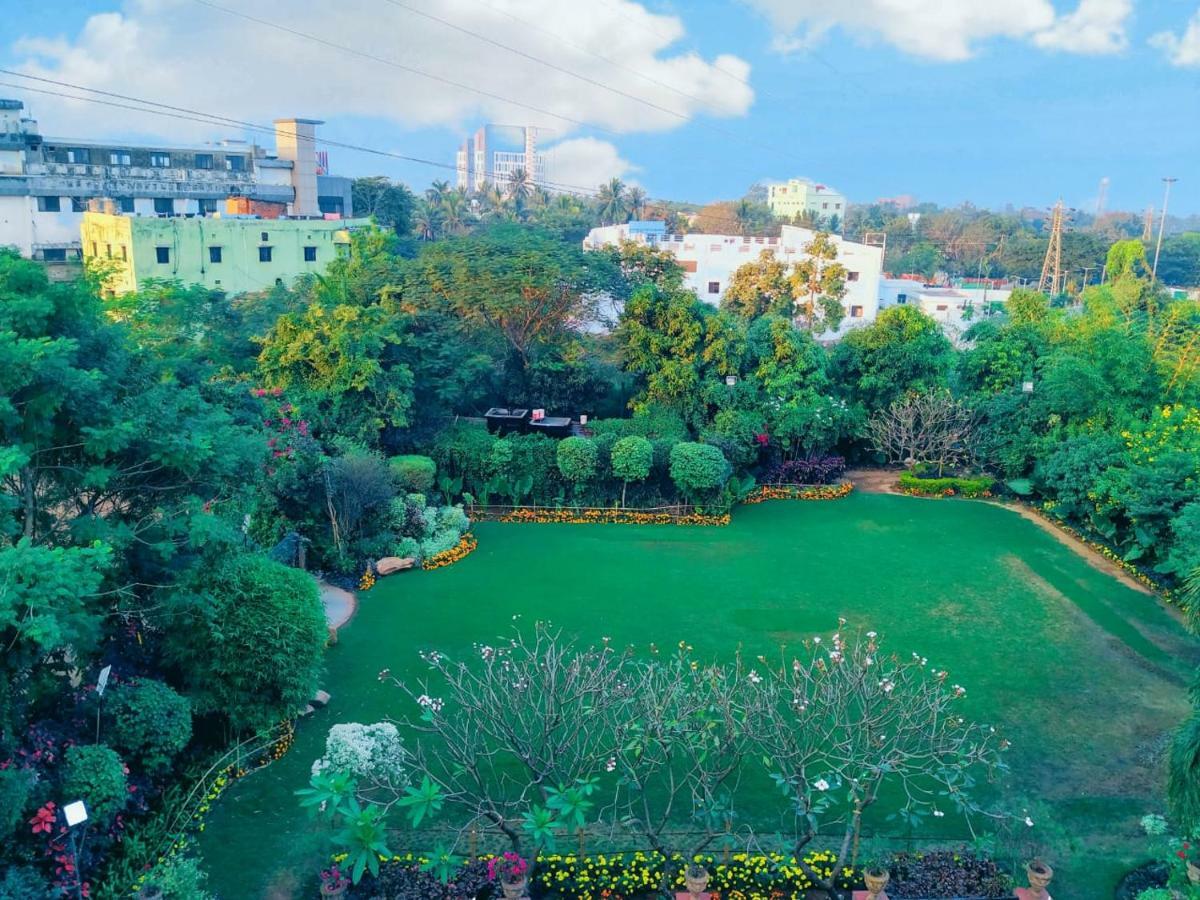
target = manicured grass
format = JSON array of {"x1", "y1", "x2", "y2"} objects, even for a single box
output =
[{"x1": 196, "y1": 494, "x2": 1196, "y2": 899}]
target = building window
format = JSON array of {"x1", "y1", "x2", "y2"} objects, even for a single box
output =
[
  {"x1": 105, "y1": 244, "x2": 112, "y2": 258},
  {"x1": 847, "y1": 271, "x2": 859, "y2": 282},
  {"x1": 71, "y1": 197, "x2": 89, "y2": 212},
  {"x1": 936, "y1": 304, "x2": 948, "y2": 312},
  {"x1": 90, "y1": 242, "x2": 98, "y2": 257},
  {"x1": 260, "y1": 231, "x2": 269, "y2": 242},
  {"x1": 259, "y1": 246, "x2": 273, "y2": 262},
  {"x1": 116, "y1": 197, "x2": 135, "y2": 213},
  {"x1": 156, "y1": 246, "x2": 170, "y2": 264},
  {"x1": 154, "y1": 198, "x2": 173, "y2": 215},
  {"x1": 197, "y1": 199, "x2": 217, "y2": 214},
  {"x1": 66, "y1": 148, "x2": 88, "y2": 164},
  {"x1": 120, "y1": 245, "x2": 127, "y2": 261},
  {"x1": 822, "y1": 202, "x2": 829, "y2": 210},
  {"x1": 226, "y1": 156, "x2": 246, "y2": 172},
  {"x1": 851, "y1": 305, "x2": 864, "y2": 318},
  {"x1": 109, "y1": 151, "x2": 131, "y2": 166},
  {"x1": 707, "y1": 281, "x2": 720, "y2": 294},
  {"x1": 42, "y1": 248, "x2": 67, "y2": 261},
  {"x1": 195, "y1": 153, "x2": 214, "y2": 170},
  {"x1": 303, "y1": 246, "x2": 317, "y2": 262},
  {"x1": 209, "y1": 246, "x2": 223, "y2": 263},
  {"x1": 36, "y1": 196, "x2": 62, "y2": 212},
  {"x1": 897, "y1": 293, "x2": 907, "y2": 304},
  {"x1": 150, "y1": 153, "x2": 171, "y2": 167}
]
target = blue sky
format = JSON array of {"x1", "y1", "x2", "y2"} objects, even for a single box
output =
[{"x1": 3, "y1": 0, "x2": 1198, "y2": 214}]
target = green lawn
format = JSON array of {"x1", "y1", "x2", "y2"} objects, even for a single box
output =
[{"x1": 195, "y1": 494, "x2": 1196, "y2": 899}]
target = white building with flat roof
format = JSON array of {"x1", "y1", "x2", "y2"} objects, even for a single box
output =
[{"x1": 583, "y1": 221, "x2": 883, "y2": 338}]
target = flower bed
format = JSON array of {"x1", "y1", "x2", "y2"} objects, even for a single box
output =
[
  {"x1": 422, "y1": 533, "x2": 478, "y2": 570},
  {"x1": 350, "y1": 848, "x2": 1012, "y2": 899},
  {"x1": 898, "y1": 471, "x2": 995, "y2": 498},
  {"x1": 496, "y1": 508, "x2": 731, "y2": 526},
  {"x1": 744, "y1": 481, "x2": 854, "y2": 504}
]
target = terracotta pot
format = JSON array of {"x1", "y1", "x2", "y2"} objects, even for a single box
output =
[
  {"x1": 1188, "y1": 859, "x2": 1200, "y2": 885},
  {"x1": 1026, "y1": 859, "x2": 1053, "y2": 898},
  {"x1": 684, "y1": 868, "x2": 711, "y2": 896},
  {"x1": 864, "y1": 868, "x2": 890, "y2": 898},
  {"x1": 501, "y1": 875, "x2": 529, "y2": 899}
]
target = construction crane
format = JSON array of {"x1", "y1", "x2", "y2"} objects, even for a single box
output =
[{"x1": 1038, "y1": 200, "x2": 1065, "y2": 295}]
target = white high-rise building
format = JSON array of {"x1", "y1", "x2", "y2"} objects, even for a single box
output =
[{"x1": 455, "y1": 124, "x2": 546, "y2": 192}]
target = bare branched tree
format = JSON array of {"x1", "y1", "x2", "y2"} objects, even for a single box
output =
[{"x1": 866, "y1": 391, "x2": 977, "y2": 474}]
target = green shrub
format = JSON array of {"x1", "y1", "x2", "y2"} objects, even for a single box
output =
[
  {"x1": 61, "y1": 744, "x2": 127, "y2": 824},
  {"x1": 0, "y1": 767, "x2": 35, "y2": 840},
  {"x1": 668, "y1": 442, "x2": 731, "y2": 500},
  {"x1": 106, "y1": 678, "x2": 193, "y2": 773},
  {"x1": 556, "y1": 437, "x2": 598, "y2": 485},
  {"x1": 0, "y1": 867, "x2": 52, "y2": 900},
  {"x1": 420, "y1": 528, "x2": 461, "y2": 558},
  {"x1": 389, "y1": 455, "x2": 436, "y2": 493},
  {"x1": 898, "y1": 471, "x2": 995, "y2": 497},
  {"x1": 166, "y1": 554, "x2": 326, "y2": 733},
  {"x1": 140, "y1": 853, "x2": 215, "y2": 900},
  {"x1": 611, "y1": 435, "x2": 653, "y2": 484},
  {"x1": 436, "y1": 505, "x2": 470, "y2": 535},
  {"x1": 430, "y1": 424, "x2": 495, "y2": 495}
]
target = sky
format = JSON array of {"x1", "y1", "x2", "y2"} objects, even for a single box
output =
[{"x1": 1, "y1": 0, "x2": 1198, "y2": 214}]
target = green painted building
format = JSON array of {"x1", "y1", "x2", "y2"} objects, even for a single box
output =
[{"x1": 81, "y1": 212, "x2": 370, "y2": 295}]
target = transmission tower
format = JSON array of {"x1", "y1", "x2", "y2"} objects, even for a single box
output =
[
  {"x1": 1038, "y1": 200, "x2": 1064, "y2": 295},
  {"x1": 1142, "y1": 206, "x2": 1154, "y2": 242}
]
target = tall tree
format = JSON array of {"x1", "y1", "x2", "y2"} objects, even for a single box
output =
[
  {"x1": 789, "y1": 232, "x2": 848, "y2": 333},
  {"x1": 351, "y1": 176, "x2": 416, "y2": 235},
  {"x1": 596, "y1": 178, "x2": 629, "y2": 226}
]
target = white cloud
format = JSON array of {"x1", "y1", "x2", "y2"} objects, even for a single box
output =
[
  {"x1": 1034, "y1": 0, "x2": 1131, "y2": 53},
  {"x1": 5, "y1": 0, "x2": 753, "y2": 140},
  {"x1": 544, "y1": 136, "x2": 638, "y2": 188},
  {"x1": 1150, "y1": 6, "x2": 1200, "y2": 67},
  {"x1": 742, "y1": 0, "x2": 1132, "y2": 62}
]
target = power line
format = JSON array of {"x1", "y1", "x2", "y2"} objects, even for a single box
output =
[{"x1": 187, "y1": 0, "x2": 606, "y2": 135}]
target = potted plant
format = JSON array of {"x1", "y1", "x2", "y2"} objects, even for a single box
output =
[
  {"x1": 683, "y1": 862, "x2": 711, "y2": 898},
  {"x1": 1025, "y1": 859, "x2": 1053, "y2": 899},
  {"x1": 862, "y1": 857, "x2": 891, "y2": 899},
  {"x1": 319, "y1": 864, "x2": 350, "y2": 897},
  {"x1": 488, "y1": 851, "x2": 529, "y2": 899}
]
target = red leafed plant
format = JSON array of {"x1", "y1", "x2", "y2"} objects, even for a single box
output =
[{"x1": 29, "y1": 802, "x2": 56, "y2": 835}]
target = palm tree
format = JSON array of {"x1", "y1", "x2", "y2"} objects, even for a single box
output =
[
  {"x1": 506, "y1": 167, "x2": 534, "y2": 212},
  {"x1": 596, "y1": 177, "x2": 628, "y2": 226},
  {"x1": 442, "y1": 190, "x2": 470, "y2": 235},
  {"x1": 413, "y1": 200, "x2": 444, "y2": 241},
  {"x1": 795, "y1": 209, "x2": 823, "y2": 230},
  {"x1": 627, "y1": 186, "x2": 647, "y2": 221},
  {"x1": 426, "y1": 180, "x2": 451, "y2": 206}
]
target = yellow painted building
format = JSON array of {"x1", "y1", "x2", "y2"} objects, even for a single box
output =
[{"x1": 81, "y1": 212, "x2": 370, "y2": 295}]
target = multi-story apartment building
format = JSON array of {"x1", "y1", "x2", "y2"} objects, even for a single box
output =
[
  {"x1": 81, "y1": 208, "x2": 370, "y2": 295},
  {"x1": 455, "y1": 124, "x2": 546, "y2": 192},
  {"x1": 583, "y1": 221, "x2": 884, "y2": 338},
  {"x1": 766, "y1": 179, "x2": 846, "y2": 224},
  {"x1": 0, "y1": 100, "x2": 353, "y2": 261}
]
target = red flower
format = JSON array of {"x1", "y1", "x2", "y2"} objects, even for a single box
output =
[
  {"x1": 30, "y1": 803, "x2": 56, "y2": 835},
  {"x1": 1178, "y1": 850, "x2": 1187, "y2": 859}
]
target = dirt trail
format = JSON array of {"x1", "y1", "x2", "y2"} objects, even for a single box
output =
[{"x1": 846, "y1": 467, "x2": 1154, "y2": 597}]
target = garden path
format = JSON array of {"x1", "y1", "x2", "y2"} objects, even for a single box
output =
[{"x1": 320, "y1": 581, "x2": 357, "y2": 630}]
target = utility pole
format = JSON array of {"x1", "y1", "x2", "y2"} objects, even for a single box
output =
[
  {"x1": 1038, "y1": 200, "x2": 1064, "y2": 295},
  {"x1": 1080, "y1": 266, "x2": 1096, "y2": 296},
  {"x1": 1152, "y1": 177, "x2": 1178, "y2": 283},
  {"x1": 1094, "y1": 177, "x2": 1109, "y2": 222},
  {"x1": 1142, "y1": 206, "x2": 1154, "y2": 242}
]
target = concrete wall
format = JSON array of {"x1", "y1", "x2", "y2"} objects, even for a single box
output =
[{"x1": 82, "y1": 212, "x2": 370, "y2": 295}]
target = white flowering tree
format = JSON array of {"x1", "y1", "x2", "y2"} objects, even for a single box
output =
[
  {"x1": 311, "y1": 722, "x2": 410, "y2": 808},
  {"x1": 747, "y1": 623, "x2": 1009, "y2": 892},
  {"x1": 603, "y1": 643, "x2": 755, "y2": 888},
  {"x1": 383, "y1": 622, "x2": 635, "y2": 856}
]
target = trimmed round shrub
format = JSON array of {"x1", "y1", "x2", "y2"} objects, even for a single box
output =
[
  {"x1": 668, "y1": 442, "x2": 731, "y2": 499},
  {"x1": 313, "y1": 721, "x2": 408, "y2": 788},
  {"x1": 61, "y1": 744, "x2": 127, "y2": 824},
  {"x1": 611, "y1": 435, "x2": 654, "y2": 485},
  {"x1": 389, "y1": 455, "x2": 436, "y2": 493},
  {"x1": 436, "y1": 505, "x2": 470, "y2": 535},
  {"x1": 556, "y1": 436, "x2": 598, "y2": 485},
  {"x1": 106, "y1": 678, "x2": 193, "y2": 773}
]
